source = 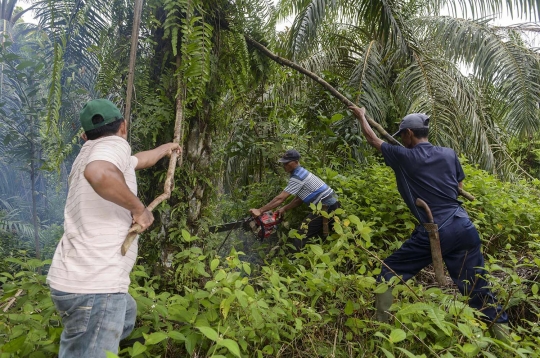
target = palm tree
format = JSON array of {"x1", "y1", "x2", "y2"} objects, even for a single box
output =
[
  {"x1": 0, "y1": 23, "x2": 53, "y2": 259},
  {"x1": 0, "y1": 1, "x2": 40, "y2": 96},
  {"x1": 272, "y1": 0, "x2": 540, "y2": 178}
]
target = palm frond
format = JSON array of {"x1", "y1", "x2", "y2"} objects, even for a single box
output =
[
  {"x1": 287, "y1": 0, "x2": 336, "y2": 59},
  {"x1": 416, "y1": 16, "x2": 540, "y2": 136}
]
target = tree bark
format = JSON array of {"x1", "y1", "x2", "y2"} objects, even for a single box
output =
[
  {"x1": 185, "y1": 114, "x2": 211, "y2": 230},
  {"x1": 124, "y1": 0, "x2": 144, "y2": 125},
  {"x1": 30, "y1": 142, "x2": 40, "y2": 261}
]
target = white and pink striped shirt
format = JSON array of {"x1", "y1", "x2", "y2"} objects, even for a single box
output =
[{"x1": 47, "y1": 136, "x2": 139, "y2": 293}]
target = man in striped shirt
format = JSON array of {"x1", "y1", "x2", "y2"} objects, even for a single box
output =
[{"x1": 249, "y1": 149, "x2": 340, "y2": 251}]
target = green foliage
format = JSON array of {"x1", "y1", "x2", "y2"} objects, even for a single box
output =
[
  {"x1": 45, "y1": 38, "x2": 64, "y2": 140},
  {"x1": 320, "y1": 160, "x2": 540, "y2": 252},
  {"x1": 3, "y1": 209, "x2": 538, "y2": 357},
  {"x1": 0, "y1": 258, "x2": 60, "y2": 357},
  {"x1": 163, "y1": 0, "x2": 213, "y2": 110},
  {"x1": 2, "y1": 160, "x2": 540, "y2": 356},
  {"x1": 507, "y1": 135, "x2": 540, "y2": 179}
]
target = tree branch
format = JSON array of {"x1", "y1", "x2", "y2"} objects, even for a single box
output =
[
  {"x1": 243, "y1": 35, "x2": 401, "y2": 146},
  {"x1": 243, "y1": 35, "x2": 480, "y2": 201},
  {"x1": 121, "y1": 55, "x2": 185, "y2": 256}
]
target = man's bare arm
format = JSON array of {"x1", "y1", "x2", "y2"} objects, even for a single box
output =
[
  {"x1": 84, "y1": 161, "x2": 154, "y2": 231},
  {"x1": 349, "y1": 106, "x2": 384, "y2": 152},
  {"x1": 134, "y1": 143, "x2": 181, "y2": 170},
  {"x1": 277, "y1": 196, "x2": 303, "y2": 216},
  {"x1": 249, "y1": 191, "x2": 291, "y2": 217}
]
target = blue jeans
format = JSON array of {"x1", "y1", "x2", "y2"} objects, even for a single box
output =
[
  {"x1": 50, "y1": 288, "x2": 137, "y2": 358},
  {"x1": 379, "y1": 213, "x2": 508, "y2": 323}
]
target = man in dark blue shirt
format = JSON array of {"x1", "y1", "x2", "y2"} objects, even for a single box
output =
[{"x1": 349, "y1": 106, "x2": 509, "y2": 340}]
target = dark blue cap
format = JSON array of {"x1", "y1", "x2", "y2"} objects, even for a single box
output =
[{"x1": 278, "y1": 149, "x2": 301, "y2": 163}]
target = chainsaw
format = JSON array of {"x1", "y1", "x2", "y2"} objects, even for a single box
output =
[{"x1": 210, "y1": 211, "x2": 282, "y2": 251}]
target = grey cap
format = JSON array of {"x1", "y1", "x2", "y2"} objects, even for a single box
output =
[
  {"x1": 392, "y1": 113, "x2": 430, "y2": 137},
  {"x1": 278, "y1": 149, "x2": 301, "y2": 163}
]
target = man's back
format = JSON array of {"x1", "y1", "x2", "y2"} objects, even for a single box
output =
[
  {"x1": 47, "y1": 136, "x2": 139, "y2": 294},
  {"x1": 381, "y1": 142, "x2": 465, "y2": 224},
  {"x1": 284, "y1": 166, "x2": 335, "y2": 205}
]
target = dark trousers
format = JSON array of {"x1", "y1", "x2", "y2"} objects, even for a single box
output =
[
  {"x1": 379, "y1": 214, "x2": 508, "y2": 323},
  {"x1": 293, "y1": 201, "x2": 341, "y2": 251}
]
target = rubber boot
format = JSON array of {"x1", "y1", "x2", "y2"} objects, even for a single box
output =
[
  {"x1": 375, "y1": 289, "x2": 393, "y2": 323},
  {"x1": 490, "y1": 323, "x2": 511, "y2": 344}
]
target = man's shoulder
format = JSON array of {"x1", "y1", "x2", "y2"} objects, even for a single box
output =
[
  {"x1": 290, "y1": 166, "x2": 310, "y2": 180},
  {"x1": 93, "y1": 135, "x2": 130, "y2": 148},
  {"x1": 381, "y1": 142, "x2": 408, "y2": 156},
  {"x1": 429, "y1": 144, "x2": 457, "y2": 157},
  {"x1": 87, "y1": 136, "x2": 131, "y2": 157}
]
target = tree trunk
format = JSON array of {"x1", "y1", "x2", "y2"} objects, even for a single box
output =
[
  {"x1": 124, "y1": 0, "x2": 143, "y2": 125},
  {"x1": 30, "y1": 142, "x2": 40, "y2": 261},
  {"x1": 158, "y1": 54, "x2": 186, "y2": 269},
  {"x1": 185, "y1": 112, "x2": 212, "y2": 232}
]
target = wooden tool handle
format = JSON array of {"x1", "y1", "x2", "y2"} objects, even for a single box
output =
[
  {"x1": 415, "y1": 198, "x2": 434, "y2": 223},
  {"x1": 458, "y1": 188, "x2": 475, "y2": 201}
]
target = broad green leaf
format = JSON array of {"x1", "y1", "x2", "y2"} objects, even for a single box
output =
[
  {"x1": 144, "y1": 331, "x2": 168, "y2": 345},
  {"x1": 131, "y1": 341, "x2": 147, "y2": 356},
  {"x1": 215, "y1": 269, "x2": 227, "y2": 281},
  {"x1": 235, "y1": 290, "x2": 248, "y2": 308},
  {"x1": 344, "y1": 300, "x2": 354, "y2": 315},
  {"x1": 210, "y1": 259, "x2": 220, "y2": 271},
  {"x1": 217, "y1": 338, "x2": 241, "y2": 358},
  {"x1": 0, "y1": 335, "x2": 26, "y2": 353},
  {"x1": 333, "y1": 222, "x2": 343, "y2": 234},
  {"x1": 168, "y1": 331, "x2": 186, "y2": 341},
  {"x1": 244, "y1": 284, "x2": 255, "y2": 297},
  {"x1": 197, "y1": 326, "x2": 219, "y2": 342},
  {"x1": 310, "y1": 245, "x2": 323, "y2": 256},
  {"x1": 459, "y1": 343, "x2": 479, "y2": 354},
  {"x1": 532, "y1": 283, "x2": 538, "y2": 295},
  {"x1": 374, "y1": 283, "x2": 389, "y2": 294},
  {"x1": 131, "y1": 270, "x2": 149, "y2": 278},
  {"x1": 457, "y1": 323, "x2": 472, "y2": 338},
  {"x1": 185, "y1": 333, "x2": 199, "y2": 355},
  {"x1": 242, "y1": 262, "x2": 251, "y2": 275},
  {"x1": 220, "y1": 295, "x2": 235, "y2": 319},
  {"x1": 395, "y1": 347, "x2": 424, "y2": 358},
  {"x1": 347, "y1": 215, "x2": 361, "y2": 227},
  {"x1": 0, "y1": 272, "x2": 14, "y2": 279},
  {"x1": 380, "y1": 347, "x2": 394, "y2": 358},
  {"x1": 426, "y1": 307, "x2": 452, "y2": 336},
  {"x1": 16, "y1": 60, "x2": 36, "y2": 71},
  {"x1": 182, "y1": 229, "x2": 196, "y2": 242},
  {"x1": 389, "y1": 329, "x2": 407, "y2": 343},
  {"x1": 330, "y1": 113, "x2": 343, "y2": 122},
  {"x1": 105, "y1": 352, "x2": 120, "y2": 358}
]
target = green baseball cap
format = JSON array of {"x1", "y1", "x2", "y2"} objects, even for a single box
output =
[{"x1": 80, "y1": 99, "x2": 123, "y2": 131}]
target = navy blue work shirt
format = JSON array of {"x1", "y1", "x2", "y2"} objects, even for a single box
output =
[{"x1": 381, "y1": 142, "x2": 466, "y2": 225}]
